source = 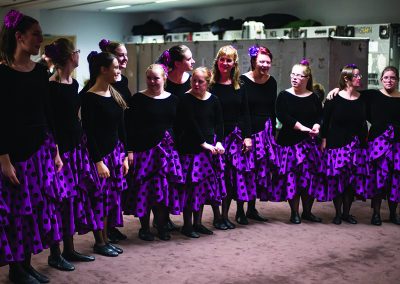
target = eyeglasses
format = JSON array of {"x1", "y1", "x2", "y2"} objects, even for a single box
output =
[
  {"x1": 290, "y1": 73, "x2": 308, "y2": 79},
  {"x1": 72, "y1": 49, "x2": 80, "y2": 54},
  {"x1": 353, "y1": 74, "x2": 362, "y2": 79},
  {"x1": 382, "y1": 76, "x2": 397, "y2": 81}
]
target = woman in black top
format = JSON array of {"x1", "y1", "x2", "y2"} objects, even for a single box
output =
[
  {"x1": 81, "y1": 52, "x2": 129, "y2": 256},
  {"x1": 319, "y1": 65, "x2": 368, "y2": 225},
  {"x1": 0, "y1": 10, "x2": 63, "y2": 284},
  {"x1": 45, "y1": 38, "x2": 97, "y2": 270},
  {"x1": 238, "y1": 45, "x2": 277, "y2": 224},
  {"x1": 209, "y1": 45, "x2": 252, "y2": 230},
  {"x1": 124, "y1": 64, "x2": 183, "y2": 241},
  {"x1": 177, "y1": 67, "x2": 226, "y2": 238},
  {"x1": 273, "y1": 60, "x2": 323, "y2": 224}
]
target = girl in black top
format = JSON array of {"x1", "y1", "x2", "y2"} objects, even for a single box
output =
[
  {"x1": 81, "y1": 52, "x2": 129, "y2": 257},
  {"x1": 209, "y1": 45, "x2": 252, "y2": 230},
  {"x1": 124, "y1": 64, "x2": 183, "y2": 241},
  {"x1": 45, "y1": 38, "x2": 97, "y2": 270},
  {"x1": 320, "y1": 65, "x2": 368, "y2": 225},
  {"x1": 238, "y1": 45, "x2": 277, "y2": 224},
  {"x1": 273, "y1": 60, "x2": 323, "y2": 224},
  {"x1": 177, "y1": 67, "x2": 226, "y2": 238},
  {"x1": 0, "y1": 10, "x2": 63, "y2": 284}
]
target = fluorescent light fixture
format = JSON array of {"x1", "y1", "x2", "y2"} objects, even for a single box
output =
[
  {"x1": 105, "y1": 5, "x2": 131, "y2": 10},
  {"x1": 155, "y1": 0, "x2": 178, "y2": 3}
]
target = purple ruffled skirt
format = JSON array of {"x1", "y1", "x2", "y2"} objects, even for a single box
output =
[
  {"x1": 90, "y1": 141, "x2": 127, "y2": 228},
  {"x1": 123, "y1": 132, "x2": 184, "y2": 217},
  {"x1": 251, "y1": 119, "x2": 279, "y2": 201},
  {"x1": 314, "y1": 137, "x2": 368, "y2": 201},
  {"x1": 223, "y1": 127, "x2": 257, "y2": 202},
  {"x1": 0, "y1": 135, "x2": 63, "y2": 265},
  {"x1": 270, "y1": 138, "x2": 322, "y2": 202},
  {"x1": 57, "y1": 137, "x2": 103, "y2": 236},
  {"x1": 390, "y1": 141, "x2": 400, "y2": 202},
  {"x1": 180, "y1": 150, "x2": 226, "y2": 211}
]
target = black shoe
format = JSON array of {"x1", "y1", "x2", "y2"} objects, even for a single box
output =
[
  {"x1": 223, "y1": 218, "x2": 236, "y2": 229},
  {"x1": 213, "y1": 219, "x2": 228, "y2": 230},
  {"x1": 181, "y1": 227, "x2": 200, "y2": 238},
  {"x1": 193, "y1": 224, "x2": 214, "y2": 235},
  {"x1": 235, "y1": 212, "x2": 249, "y2": 225},
  {"x1": 138, "y1": 228, "x2": 155, "y2": 241},
  {"x1": 342, "y1": 215, "x2": 357, "y2": 224},
  {"x1": 9, "y1": 269, "x2": 40, "y2": 284},
  {"x1": 332, "y1": 215, "x2": 342, "y2": 225},
  {"x1": 22, "y1": 265, "x2": 49, "y2": 284},
  {"x1": 390, "y1": 213, "x2": 400, "y2": 225},
  {"x1": 62, "y1": 250, "x2": 95, "y2": 262},
  {"x1": 107, "y1": 227, "x2": 127, "y2": 243},
  {"x1": 371, "y1": 213, "x2": 382, "y2": 226},
  {"x1": 157, "y1": 229, "x2": 171, "y2": 241},
  {"x1": 93, "y1": 244, "x2": 119, "y2": 257},
  {"x1": 301, "y1": 212, "x2": 322, "y2": 223},
  {"x1": 290, "y1": 212, "x2": 301, "y2": 224},
  {"x1": 246, "y1": 209, "x2": 268, "y2": 222},
  {"x1": 107, "y1": 243, "x2": 123, "y2": 254},
  {"x1": 166, "y1": 219, "x2": 180, "y2": 231},
  {"x1": 48, "y1": 254, "x2": 75, "y2": 271}
]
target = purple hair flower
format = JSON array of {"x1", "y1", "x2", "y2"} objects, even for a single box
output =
[
  {"x1": 4, "y1": 9, "x2": 24, "y2": 29},
  {"x1": 300, "y1": 58, "x2": 310, "y2": 66},
  {"x1": 99, "y1": 39, "x2": 111, "y2": 51},
  {"x1": 345, "y1": 63, "x2": 357, "y2": 69},
  {"x1": 161, "y1": 50, "x2": 171, "y2": 66},
  {"x1": 248, "y1": 45, "x2": 260, "y2": 58},
  {"x1": 160, "y1": 64, "x2": 169, "y2": 77}
]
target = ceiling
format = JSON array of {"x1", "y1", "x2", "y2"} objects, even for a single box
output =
[{"x1": 0, "y1": 0, "x2": 267, "y2": 13}]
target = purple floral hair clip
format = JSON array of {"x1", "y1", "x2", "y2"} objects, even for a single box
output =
[
  {"x1": 345, "y1": 63, "x2": 357, "y2": 69},
  {"x1": 161, "y1": 50, "x2": 171, "y2": 66},
  {"x1": 300, "y1": 58, "x2": 310, "y2": 66},
  {"x1": 4, "y1": 9, "x2": 24, "y2": 29},
  {"x1": 160, "y1": 64, "x2": 169, "y2": 77},
  {"x1": 248, "y1": 45, "x2": 260, "y2": 58},
  {"x1": 99, "y1": 39, "x2": 111, "y2": 51}
]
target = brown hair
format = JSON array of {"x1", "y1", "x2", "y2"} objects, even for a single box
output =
[
  {"x1": 339, "y1": 65, "x2": 357, "y2": 90},
  {"x1": 381, "y1": 66, "x2": 399, "y2": 80}
]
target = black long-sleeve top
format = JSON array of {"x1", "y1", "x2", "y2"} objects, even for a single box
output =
[
  {"x1": 321, "y1": 94, "x2": 368, "y2": 149},
  {"x1": 240, "y1": 75, "x2": 277, "y2": 135},
  {"x1": 125, "y1": 92, "x2": 179, "y2": 152},
  {"x1": 362, "y1": 89, "x2": 400, "y2": 141},
  {"x1": 0, "y1": 63, "x2": 55, "y2": 162},
  {"x1": 49, "y1": 79, "x2": 82, "y2": 154},
  {"x1": 79, "y1": 74, "x2": 131, "y2": 102},
  {"x1": 210, "y1": 83, "x2": 251, "y2": 138},
  {"x1": 81, "y1": 92, "x2": 127, "y2": 163},
  {"x1": 166, "y1": 76, "x2": 191, "y2": 100},
  {"x1": 276, "y1": 91, "x2": 323, "y2": 146},
  {"x1": 177, "y1": 93, "x2": 224, "y2": 154}
]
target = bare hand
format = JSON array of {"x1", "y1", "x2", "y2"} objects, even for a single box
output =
[
  {"x1": 96, "y1": 161, "x2": 110, "y2": 178},
  {"x1": 326, "y1": 87, "x2": 340, "y2": 100},
  {"x1": 123, "y1": 157, "x2": 129, "y2": 176},
  {"x1": 54, "y1": 153, "x2": 63, "y2": 173},
  {"x1": 309, "y1": 124, "x2": 320, "y2": 138},
  {"x1": 128, "y1": 152, "x2": 134, "y2": 166},
  {"x1": 201, "y1": 142, "x2": 217, "y2": 155},
  {"x1": 242, "y1": 138, "x2": 252, "y2": 153},
  {"x1": 215, "y1": 142, "x2": 225, "y2": 155},
  {"x1": 1, "y1": 161, "x2": 20, "y2": 185}
]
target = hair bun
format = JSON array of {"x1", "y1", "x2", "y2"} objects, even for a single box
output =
[
  {"x1": 87, "y1": 51, "x2": 99, "y2": 63},
  {"x1": 98, "y1": 39, "x2": 111, "y2": 51},
  {"x1": 300, "y1": 58, "x2": 309, "y2": 66}
]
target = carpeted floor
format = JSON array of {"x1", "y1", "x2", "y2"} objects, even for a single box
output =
[{"x1": 1, "y1": 200, "x2": 399, "y2": 284}]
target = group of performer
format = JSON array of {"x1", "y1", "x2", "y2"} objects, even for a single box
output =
[{"x1": 0, "y1": 9, "x2": 400, "y2": 284}]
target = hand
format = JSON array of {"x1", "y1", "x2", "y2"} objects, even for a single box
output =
[
  {"x1": 96, "y1": 161, "x2": 110, "y2": 178},
  {"x1": 326, "y1": 87, "x2": 340, "y2": 100},
  {"x1": 0, "y1": 158, "x2": 20, "y2": 185},
  {"x1": 123, "y1": 157, "x2": 129, "y2": 176},
  {"x1": 320, "y1": 138, "x2": 327, "y2": 152},
  {"x1": 201, "y1": 142, "x2": 217, "y2": 155},
  {"x1": 54, "y1": 153, "x2": 63, "y2": 173},
  {"x1": 300, "y1": 125, "x2": 312, "y2": 133},
  {"x1": 128, "y1": 152, "x2": 134, "y2": 166},
  {"x1": 215, "y1": 142, "x2": 225, "y2": 155},
  {"x1": 309, "y1": 124, "x2": 320, "y2": 138},
  {"x1": 242, "y1": 138, "x2": 253, "y2": 153}
]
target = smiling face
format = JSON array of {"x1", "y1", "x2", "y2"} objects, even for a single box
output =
[
  {"x1": 102, "y1": 58, "x2": 120, "y2": 84},
  {"x1": 114, "y1": 44, "x2": 128, "y2": 70},
  {"x1": 16, "y1": 22, "x2": 43, "y2": 56},
  {"x1": 254, "y1": 53, "x2": 271, "y2": 76},
  {"x1": 217, "y1": 54, "x2": 235, "y2": 76},
  {"x1": 146, "y1": 65, "x2": 166, "y2": 93}
]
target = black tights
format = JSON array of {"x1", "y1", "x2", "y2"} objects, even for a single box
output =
[
  {"x1": 288, "y1": 193, "x2": 315, "y2": 215},
  {"x1": 333, "y1": 188, "x2": 354, "y2": 217},
  {"x1": 372, "y1": 193, "x2": 398, "y2": 216},
  {"x1": 141, "y1": 205, "x2": 168, "y2": 231}
]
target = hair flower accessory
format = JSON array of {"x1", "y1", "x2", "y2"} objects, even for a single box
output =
[
  {"x1": 248, "y1": 45, "x2": 260, "y2": 57},
  {"x1": 161, "y1": 50, "x2": 171, "y2": 66},
  {"x1": 160, "y1": 64, "x2": 169, "y2": 77},
  {"x1": 99, "y1": 39, "x2": 111, "y2": 50},
  {"x1": 4, "y1": 9, "x2": 24, "y2": 29},
  {"x1": 300, "y1": 58, "x2": 310, "y2": 66},
  {"x1": 345, "y1": 63, "x2": 357, "y2": 69}
]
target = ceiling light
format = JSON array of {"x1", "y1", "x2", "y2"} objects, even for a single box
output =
[
  {"x1": 155, "y1": 0, "x2": 178, "y2": 3},
  {"x1": 105, "y1": 5, "x2": 131, "y2": 10}
]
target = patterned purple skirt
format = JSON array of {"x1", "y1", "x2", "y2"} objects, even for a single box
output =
[
  {"x1": 314, "y1": 137, "x2": 368, "y2": 201},
  {"x1": 124, "y1": 132, "x2": 183, "y2": 217},
  {"x1": 0, "y1": 135, "x2": 63, "y2": 265},
  {"x1": 390, "y1": 142, "x2": 400, "y2": 202},
  {"x1": 270, "y1": 138, "x2": 321, "y2": 202},
  {"x1": 223, "y1": 127, "x2": 257, "y2": 202},
  {"x1": 90, "y1": 141, "x2": 127, "y2": 228},
  {"x1": 57, "y1": 138, "x2": 103, "y2": 236},
  {"x1": 364, "y1": 127, "x2": 393, "y2": 199},
  {"x1": 180, "y1": 150, "x2": 226, "y2": 211},
  {"x1": 251, "y1": 119, "x2": 279, "y2": 201}
]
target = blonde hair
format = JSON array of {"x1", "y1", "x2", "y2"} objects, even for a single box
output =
[
  {"x1": 210, "y1": 45, "x2": 240, "y2": 90},
  {"x1": 192, "y1": 66, "x2": 212, "y2": 86},
  {"x1": 146, "y1": 63, "x2": 167, "y2": 89}
]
